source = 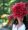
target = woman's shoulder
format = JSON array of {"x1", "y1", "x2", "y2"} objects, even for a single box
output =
[
  {"x1": 22, "y1": 24, "x2": 25, "y2": 27},
  {"x1": 20, "y1": 23, "x2": 26, "y2": 29}
]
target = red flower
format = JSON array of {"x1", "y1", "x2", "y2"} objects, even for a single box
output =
[
  {"x1": 11, "y1": 2, "x2": 28, "y2": 18},
  {"x1": 25, "y1": 2, "x2": 28, "y2": 14},
  {"x1": 8, "y1": 15, "x2": 13, "y2": 20}
]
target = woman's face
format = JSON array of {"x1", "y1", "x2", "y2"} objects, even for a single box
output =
[{"x1": 17, "y1": 17, "x2": 23, "y2": 22}]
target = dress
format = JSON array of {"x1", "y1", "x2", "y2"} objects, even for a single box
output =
[{"x1": 12, "y1": 24, "x2": 26, "y2": 30}]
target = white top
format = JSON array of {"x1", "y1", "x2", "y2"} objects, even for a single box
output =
[{"x1": 12, "y1": 24, "x2": 26, "y2": 30}]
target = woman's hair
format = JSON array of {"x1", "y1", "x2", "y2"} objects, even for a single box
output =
[
  {"x1": 13, "y1": 18, "x2": 18, "y2": 25},
  {"x1": 23, "y1": 16, "x2": 26, "y2": 25},
  {"x1": 23, "y1": 16, "x2": 28, "y2": 30},
  {"x1": 23, "y1": 16, "x2": 28, "y2": 29}
]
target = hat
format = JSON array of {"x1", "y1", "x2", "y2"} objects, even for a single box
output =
[{"x1": 11, "y1": 2, "x2": 28, "y2": 18}]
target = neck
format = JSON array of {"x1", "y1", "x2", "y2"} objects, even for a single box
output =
[{"x1": 18, "y1": 20, "x2": 23, "y2": 25}]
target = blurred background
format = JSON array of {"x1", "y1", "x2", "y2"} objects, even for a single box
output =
[{"x1": 0, "y1": 0, "x2": 28, "y2": 30}]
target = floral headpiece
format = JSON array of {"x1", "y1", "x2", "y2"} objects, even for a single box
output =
[{"x1": 11, "y1": 2, "x2": 28, "y2": 18}]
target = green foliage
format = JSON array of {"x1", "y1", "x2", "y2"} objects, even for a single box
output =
[
  {"x1": 0, "y1": 0, "x2": 28, "y2": 15},
  {"x1": 0, "y1": 19, "x2": 3, "y2": 24}
]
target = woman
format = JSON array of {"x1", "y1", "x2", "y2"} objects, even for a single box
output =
[
  {"x1": 11, "y1": 2, "x2": 28, "y2": 30},
  {"x1": 12, "y1": 17, "x2": 26, "y2": 30}
]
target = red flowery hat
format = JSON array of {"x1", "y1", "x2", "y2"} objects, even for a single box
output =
[{"x1": 11, "y1": 2, "x2": 28, "y2": 18}]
